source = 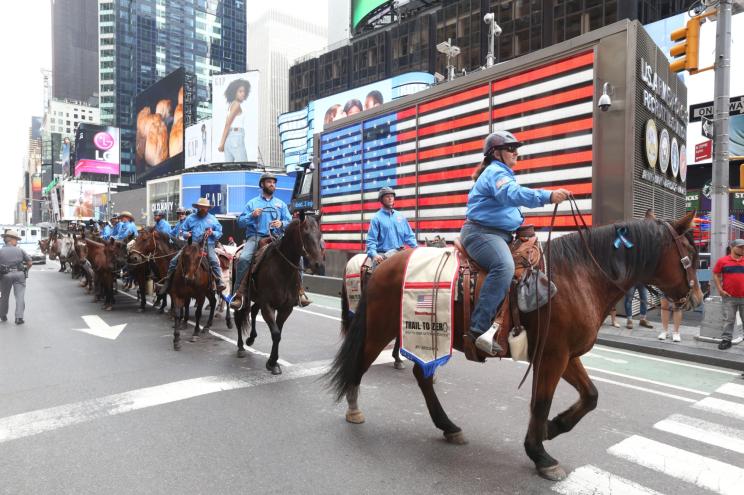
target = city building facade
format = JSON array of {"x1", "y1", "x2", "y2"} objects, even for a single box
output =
[
  {"x1": 43, "y1": 99, "x2": 101, "y2": 138},
  {"x1": 52, "y1": 0, "x2": 99, "y2": 105},
  {"x1": 289, "y1": 0, "x2": 689, "y2": 112},
  {"x1": 98, "y1": 0, "x2": 247, "y2": 182}
]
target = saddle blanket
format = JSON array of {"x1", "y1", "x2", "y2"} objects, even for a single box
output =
[
  {"x1": 343, "y1": 253, "x2": 367, "y2": 317},
  {"x1": 399, "y1": 247, "x2": 459, "y2": 378}
]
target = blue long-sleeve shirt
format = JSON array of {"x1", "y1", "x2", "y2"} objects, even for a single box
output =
[
  {"x1": 465, "y1": 161, "x2": 552, "y2": 232},
  {"x1": 154, "y1": 218, "x2": 171, "y2": 236},
  {"x1": 181, "y1": 212, "x2": 222, "y2": 245},
  {"x1": 170, "y1": 220, "x2": 186, "y2": 239},
  {"x1": 101, "y1": 224, "x2": 113, "y2": 240},
  {"x1": 366, "y1": 208, "x2": 417, "y2": 258},
  {"x1": 114, "y1": 220, "x2": 138, "y2": 240},
  {"x1": 237, "y1": 195, "x2": 291, "y2": 237}
]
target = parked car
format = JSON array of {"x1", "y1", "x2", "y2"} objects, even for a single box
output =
[{"x1": 19, "y1": 242, "x2": 46, "y2": 265}]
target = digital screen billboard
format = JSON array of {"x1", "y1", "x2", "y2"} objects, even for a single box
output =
[
  {"x1": 352, "y1": 0, "x2": 389, "y2": 30},
  {"x1": 135, "y1": 68, "x2": 186, "y2": 182},
  {"x1": 74, "y1": 123, "x2": 120, "y2": 176},
  {"x1": 211, "y1": 71, "x2": 259, "y2": 164},
  {"x1": 61, "y1": 181, "x2": 109, "y2": 220},
  {"x1": 185, "y1": 119, "x2": 212, "y2": 168}
]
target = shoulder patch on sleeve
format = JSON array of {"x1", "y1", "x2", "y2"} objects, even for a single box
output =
[{"x1": 495, "y1": 177, "x2": 512, "y2": 188}]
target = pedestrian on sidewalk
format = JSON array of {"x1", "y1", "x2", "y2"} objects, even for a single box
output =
[
  {"x1": 713, "y1": 238, "x2": 744, "y2": 350},
  {"x1": 0, "y1": 229, "x2": 32, "y2": 324},
  {"x1": 608, "y1": 307, "x2": 620, "y2": 327},
  {"x1": 624, "y1": 283, "x2": 653, "y2": 329},
  {"x1": 657, "y1": 297, "x2": 683, "y2": 342}
]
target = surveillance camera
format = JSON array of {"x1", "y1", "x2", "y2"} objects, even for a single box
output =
[
  {"x1": 484, "y1": 13, "x2": 494, "y2": 23},
  {"x1": 598, "y1": 93, "x2": 612, "y2": 111}
]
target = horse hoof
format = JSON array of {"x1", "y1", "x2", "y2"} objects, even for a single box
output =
[
  {"x1": 190, "y1": 335, "x2": 199, "y2": 343},
  {"x1": 246, "y1": 338, "x2": 255, "y2": 346},
  {"x1": 393, "y1": 361, "x2": 405, "y2": 370},
  {"x1": 537, "y1": 464, "x2": 567, "y2": 481},
  {"x1": 443, "y1": 430, "x2": 468, "y2": 445},
  {"x1": 345, "y1": 409, "x2": 365, "y2": 424},
  {"x1": 226, "y1": 321, "x2": 233, "y2": 329},
  {"x1": 174, "y1": 342, "x2": 182, "y2": 351},
  {"x1": 266, "y1": 362, "x2": 282, "y2": 375},
  {"x1": 237, "y1": 348, "x2": 247, "y2": 358}
]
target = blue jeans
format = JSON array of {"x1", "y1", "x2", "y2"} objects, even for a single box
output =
[
  {"x1": 624, "y1": 284, "x2": 648, "y2": 316},
  {"x1": 235, "y1": 236, "x2": 263, "y2": 289},
  {"x1": 169, "y1": 243, "x2": 222, "y2": 282},
  {"x1": 224, "y1": 129, "x2": 247, "y2": 162},
  {"x1": 460, "y1": 222, "x2": 514, "y2": 334}
]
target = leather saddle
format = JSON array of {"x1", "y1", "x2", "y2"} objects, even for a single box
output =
[
  {"x1": 234, "y1": 236, "x2": 276, "y2": 293},
  {"x1": 453, "y1": 224, "x2": 542, "y2": 362}
]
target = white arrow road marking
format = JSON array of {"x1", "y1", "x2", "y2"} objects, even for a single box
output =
[{"x1": 74, "y1": 315, "x2": 127, "y2": 340}]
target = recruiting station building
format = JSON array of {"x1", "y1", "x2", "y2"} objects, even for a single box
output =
[{"x1": 311, "y1": 20, "x2": 688, "y2": 277}]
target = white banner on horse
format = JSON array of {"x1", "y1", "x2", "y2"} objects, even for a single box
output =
[
  {"x1": 399, "y1": 247, "x2": 458, "y2": 378},
  {"x1": 344, "y1": 253, "x2": 367, "y2": 317}
]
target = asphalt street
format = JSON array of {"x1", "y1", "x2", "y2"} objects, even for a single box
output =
[{"x1": 1, "y1": 262, "x2": 744, "y2": 494}]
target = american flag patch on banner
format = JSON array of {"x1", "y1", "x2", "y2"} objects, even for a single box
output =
[{"x1": 415, "y1": 294, "x2": 434, "y2": 315}]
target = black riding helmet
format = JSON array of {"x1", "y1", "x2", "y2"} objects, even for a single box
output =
[
  {"x1": 378, "y1": 186, "x2": 396, "y2": 202},
  {"x1": 259, "y1": 172, "x2": 277, "y2": 187},
  {"x1": 483, "y1": 130, "x2": 522, "y2": 156}
]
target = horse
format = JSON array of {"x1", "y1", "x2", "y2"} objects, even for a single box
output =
[
  {"x1": 232, "y1": 214, "x2": 323, "y2": 374},
  {"x1": 169, "y1": 234, "x2": 220, "y2": 350},
  {"x1": 84, "y1": 237, "x2": 129, "y2": 310},
  {"x1": 326, "y1": 212, "x2": 704, "y2": 481},
  {"x1": 128, "y1": 228, "x2": 178, "y2": 313}
]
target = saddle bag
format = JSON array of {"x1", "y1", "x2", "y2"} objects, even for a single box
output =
[{"x1": 517, "y1": 267, "x2": 557, "y2": 313}]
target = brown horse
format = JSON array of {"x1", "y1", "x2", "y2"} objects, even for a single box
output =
[
  {"x1": 170, "y1": 235, "x2": 219, "y2": 350},
  {"x1": 84, "y1": 237, "x2": 129, "y2": 310},
  {"x1": 128, "y1": 228, "x2": 178, "y2": 313},
  {"x1": 327, "y1": 212, "x2": 703, "y2": 480},
  {"x1": 233, "y1": 214, "x2": 323, "y2": 374}
]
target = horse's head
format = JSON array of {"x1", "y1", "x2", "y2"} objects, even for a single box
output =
[
  {"x1": 39, "y1": 239, "x2": 49, "y2": 254},
  {"x1": 299, "y1": 213, "x2": 324, "y2": 273},
  {"x1": 179, "y1": 236, "x2": 204, "y2": 284},
  {"x1": 649, "y1": 211, "x2": 704, "y2": 310},
  {"x1": 110, "y1": 239, "x2": 130, "y2": 270},
  {"x1": 128, "y1": 228, "x2": 154, "y2": 265}
]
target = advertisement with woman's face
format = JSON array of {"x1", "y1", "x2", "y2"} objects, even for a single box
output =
[
  {"x1": 317, "y1": 82, "x2": 388, "y2": 131},
  {"x1": 211, "y1": 71, "x2": 259, "y2": 163}
]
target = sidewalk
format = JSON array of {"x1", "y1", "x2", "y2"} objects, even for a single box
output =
[{"x1": 598, "y1": 307, "x2": 744, "y2": 371}]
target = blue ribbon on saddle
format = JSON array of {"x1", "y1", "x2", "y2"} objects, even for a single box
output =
[{"x1": 613, "y1": 226, "x2": 634, "y2": 249}]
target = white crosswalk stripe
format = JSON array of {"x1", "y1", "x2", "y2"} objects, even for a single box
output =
[
  {"x1": 553, "y1": 381, "x2": 744, "y2": 495},
  {"x1": 552, "y1": 465, "x2": 665, "y2": 495}
]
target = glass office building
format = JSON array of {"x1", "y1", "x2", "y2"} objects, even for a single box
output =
[
  {"x1": 98, "y1": 0, "x2": 246, "y2": 182},
  {"x1": 289, "y1": 0, "x2": 688, "y2": 112}
]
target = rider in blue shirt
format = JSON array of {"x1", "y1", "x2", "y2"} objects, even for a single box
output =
[
  {"x1": 107, "y1": 214, "x2": 121, "y2": 240},
  {"x1": 159, "y1": 198, "x2": 226, "y2": 295},
  {"x1": 114, "y1": 212, "x2": 138, "y2": 240},
  {"x1": 229, "y1": 172, "x2": 294, "y2": 310},
  {"x1": 153, "y1": 210, "x2": 171, "y2": 237},
  {"x1": 366, "y1": 186, "x2": 418, "y2": 267},
  {"x1": 170, "y1": 207, "x2": 188, "y2": 240},
  {"x1": 100, "y1": 218, "x2": 115, "y2": 240},
  {"x1": 461, "y1": 131, "x2": 570, "y2": 355}
]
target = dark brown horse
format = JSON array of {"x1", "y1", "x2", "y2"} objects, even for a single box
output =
[
  {"x1": 128, "y1": 228, "x2": 178, "y2": 313},
  {"x1": 327, "y1": 212, "x2": 703, "y2": 481},
  {"x1": 84, "y1": 237, "x2": 129, "y2": 310},
  {"x1": 233, "y1": 214, "x2": 323, "y2": 374},
  {"x1": 170, "y1": 235, "x2": 219, "y2": 350}
]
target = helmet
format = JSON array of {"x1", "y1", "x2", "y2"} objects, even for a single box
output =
[
  {"x1": 259, "y1": 172, "x2": 277, "y2": 187},
  {"x1": 176, "y1": 207, "x2": 187, "y2": 214},
  {"x1": 483, "y1": 131, "x2": 522, "y2": 156},
  {"x1": 154, "y1": 209, "x2": 166, "y2": 217},
  {"x1": 378, "y1": 186, "x2": 396, "y2": 202}
]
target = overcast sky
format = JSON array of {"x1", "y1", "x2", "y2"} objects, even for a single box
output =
[{"x1": 0, "y1": 0, "x2": 50, "y2": 224}]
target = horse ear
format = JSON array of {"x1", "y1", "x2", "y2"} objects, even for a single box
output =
[
  {"x1": 672, "y1": 210, "x2": 696, "y2": 234},
  {"x1": 644, "y1": 209, "x2": 656, "y2": 220},
  {"x1": 299, "y1": 210, "x2": 306, "y2": 222}
]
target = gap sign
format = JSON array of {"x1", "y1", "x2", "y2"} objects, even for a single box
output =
[{"x1": 200, "y1": 184, "x2": 227, "y2": 215}]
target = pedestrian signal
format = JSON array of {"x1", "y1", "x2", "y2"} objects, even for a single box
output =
[{"x1": 670, "y1": 16, "x2": 701, "y2": 74}]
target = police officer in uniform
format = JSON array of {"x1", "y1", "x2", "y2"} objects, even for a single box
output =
[{"x1": 0, "y1": 229, "x2": 32, "y2": 324}]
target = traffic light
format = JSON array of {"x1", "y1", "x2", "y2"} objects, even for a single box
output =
[{"x1": 670, "y1": 16, "x2": 701, "y2": 74}]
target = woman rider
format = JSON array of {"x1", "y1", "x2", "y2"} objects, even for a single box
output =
[{"x1": 461, "y1": 130, "x2": 571, "y2": 355}]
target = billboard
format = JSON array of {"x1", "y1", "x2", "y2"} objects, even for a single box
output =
[
  {"x1": 61, "y1": 181, "x2": 109, "y2": 220},
  {"x1": 74, "y1": 124, "x2": 120, "y2": 176},
  {"x1": 31, "y1": 116, "x2": 42, "y2": 140},
  {"x1": 211, "y1": 71, "x2": 259, "y2": 164},
  {"x1": 147, "y1": 176, "x2": 181, "y2": 223},
  {"x1": 352, "y1": 0, "x2": 389, "y2": 30},
  {"x1": 185, "y1": 119, "x2": 212, "y2": 168},
  {"x1": 278, "y1": 72, "x2": 434, "y2": 172},
  {"x1": 135, "y1": 68, "x2": 186, "y2": 182}
]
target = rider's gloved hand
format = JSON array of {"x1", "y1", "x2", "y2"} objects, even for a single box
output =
[{"x1": 269, "y1": 220, "x2": 282, "y2": 229}]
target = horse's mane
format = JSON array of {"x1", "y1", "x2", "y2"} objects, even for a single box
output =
[{"x1": 549, "y1": 219, "x2": 683, "y2": 284}]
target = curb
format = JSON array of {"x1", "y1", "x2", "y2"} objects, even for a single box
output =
[{"x1": 596, "y1": 334, "x2": 744, "y2": 371}]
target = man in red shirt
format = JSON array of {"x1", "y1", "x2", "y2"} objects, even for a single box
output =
[{"x1": 713, "y1": 238, "x2": 744, "y2": 349}]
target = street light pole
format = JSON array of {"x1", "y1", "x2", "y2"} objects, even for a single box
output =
[{"x1": 710, "y1": 0, "x2": 732, "y2": 284}]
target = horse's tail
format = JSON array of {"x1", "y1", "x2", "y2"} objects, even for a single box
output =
[
  {"x1": 340, "y1": 278, "x2": 351, "y2": 336},
  {"x1": 326, "y1": 289, "x2": 368, "y2": 402}
]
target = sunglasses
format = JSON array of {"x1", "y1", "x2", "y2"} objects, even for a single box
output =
[{"x1": 500, "y1": 146, "x2": 519, "y2": 154}]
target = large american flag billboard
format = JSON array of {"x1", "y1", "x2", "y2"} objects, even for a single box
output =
[{"x1": 320, "y1": 51, "x2": 595, "y2": 250}]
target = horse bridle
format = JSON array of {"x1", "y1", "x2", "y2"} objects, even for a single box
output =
[{"x1": 662, "y1": 221, "x2": 696, "y2": 307}]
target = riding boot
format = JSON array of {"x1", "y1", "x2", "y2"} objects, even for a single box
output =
[
  {"x1": 230, "y1": 263, "x2": 253, "y2": 310},
  {"x1": 158, "y1": 269, "x2": 175, "y2": 296},
  {"x1": 298, "y1": 287, "x2": 312, "y2": 307}
]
